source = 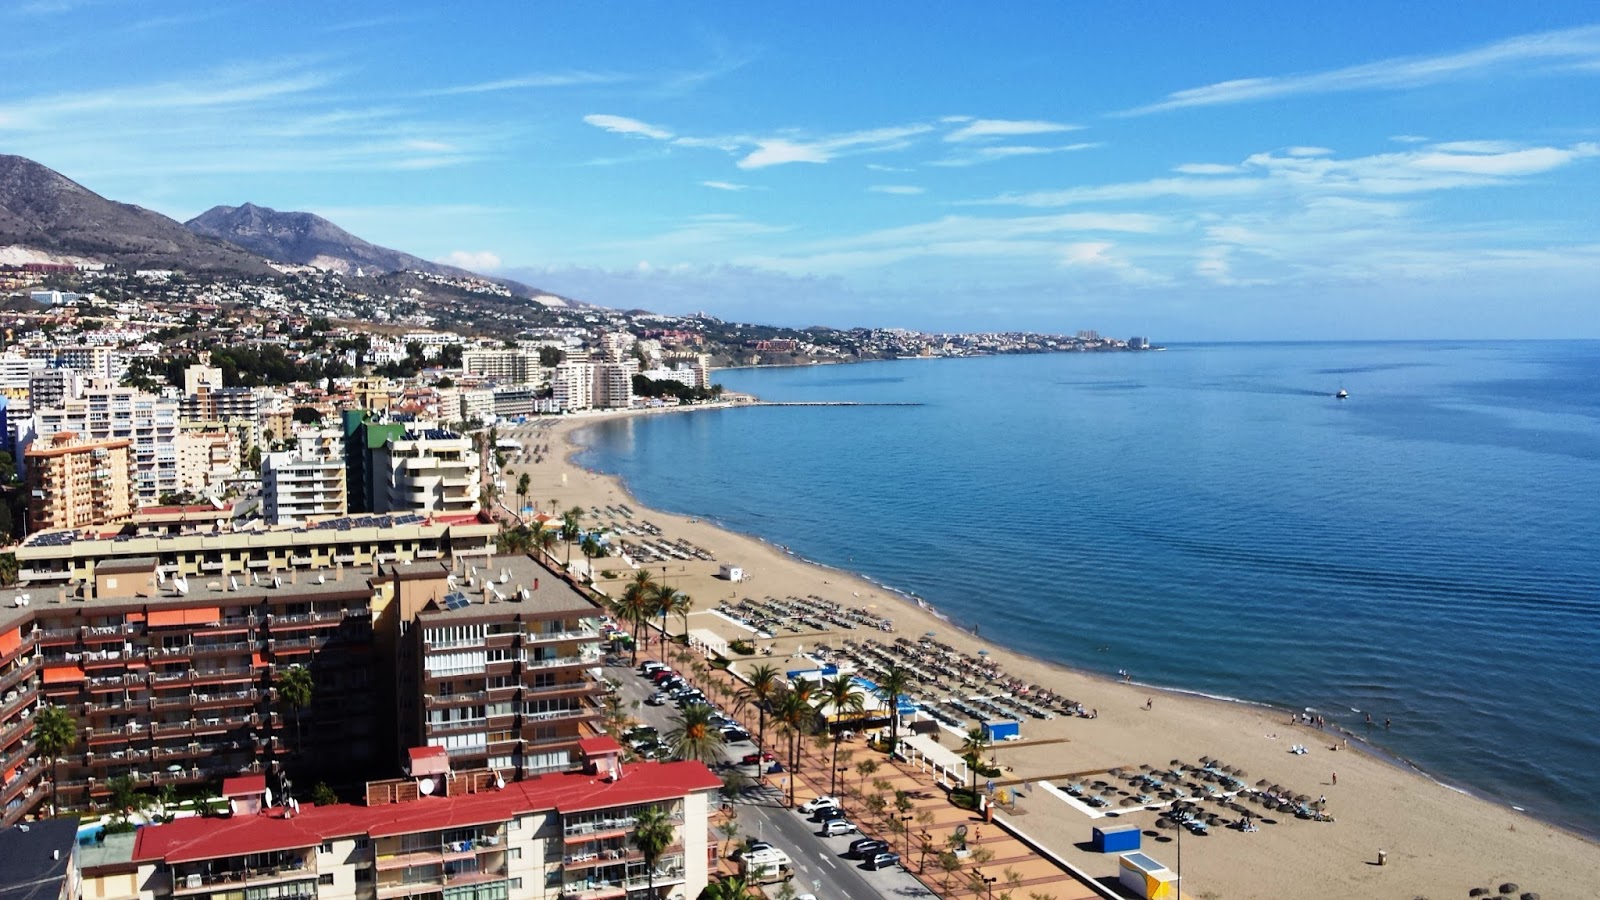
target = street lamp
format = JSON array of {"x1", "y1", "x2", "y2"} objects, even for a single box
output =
[
  {"x1": 975, "y1": 868, "x2": 997, "y2": 900},
  {"x1": 900, "y1": 813, "x2": 913, "y2": 860}
]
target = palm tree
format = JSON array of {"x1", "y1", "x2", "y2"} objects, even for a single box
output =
[
  {"x1": 516, "y1": 472, "x2": 531, "y2": 515},
  {"x1": 960, "y1": 725, "x2": 992, "y2": 797},
  {"x1": 277, "y1": 665, "x2": 314, "y2": 756},
  {"x1": 666, "y1": 702, "x2": 725, "y2": 765},
  {"x1": 878, "y1": 664, "x2": 914, "y2": 757},
  {"x1": 771, "y1": 684, "x2": 815, "y2": 807},
  {"x1": 630, "y1": 804, "x2": 675, "y2": 899},
  {"x1": 536, "y1": 527, "x2": 558, "y2": 564},
  {"x1": 701, "y1": 875, "x2": 756, "y2": 900},
  {"x1": 611, "y1": 570, "x2": 656, "y2": 665},
  {"x1": 32, "y1": 704, "x2": 77, "y2": 814},
  {"x1": 561, "y1": 506, "x2": 583, "y2": 567},
  {"x1": 814, "y1": 673, "x2": 866, "y2": 796},
  {"x1": 736, "y1": 664, "x2": 781, "y2": 780},
  {"x1": 669, "y1": 591, "x2": 694, "y2": 646},
  {"x1": 580, "y1": 534, "x2": 603, "y2": 560}
]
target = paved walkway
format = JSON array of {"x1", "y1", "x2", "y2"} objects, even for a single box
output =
[{"x1": 656, "y1": 636, "x2": 1111, "y2": 900}]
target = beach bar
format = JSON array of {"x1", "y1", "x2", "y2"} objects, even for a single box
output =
[
  {"x1": 1118, "y1": 852, "x2": 1177, "y2": 899},
  {"x1": 1092, "y1": 824, "x2": 1141, "y2": 853}
]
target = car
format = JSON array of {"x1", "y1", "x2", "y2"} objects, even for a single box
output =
[
  {"x1": 742, "y1": 840, "x2": 773, "y2": 856},
  {"x1": 814, "y1": 806, "x2": 847, "y2": 823},
  {"x1": 645, "y1": 693, "x2": 667, "y2": 706},
  {"x1": 848, "y1": 838, "x2": 888, "y2": 857},
  {"x1": 741, "y1": 751, "x2": 775, "y2": 766},
  {"x1": 820, "y1": 819, "x2": 857, "y2": 836},
  {"x1": 650, "y1": 670, "x2": 676, "y2": 685},
  {"x1": 722, "y1": 728, "x2": 751, "y2": 743},
  {"x1": 865, "y1": 851, "x2": 901, "y2": 870},
  {"x1": 799, "y1": 796, "x2": 841, "y2": 813},
  {"x1": 640, "y1": 661, "x2": 665, "y2": 675}
]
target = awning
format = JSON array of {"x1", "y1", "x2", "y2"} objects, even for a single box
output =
[
  {"x1": 0, "y1": 628, "x2": 20, "y2": 659},
  {"x1": 149, "y1": 607, "x2": 221, "y2": 627},
  {"x1": 43, "y1": 665, "x2": 85, "y2": 684}
]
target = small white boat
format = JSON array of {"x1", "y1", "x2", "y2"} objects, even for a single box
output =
[{"x1": 1335, "y1": 388, "x2": 1348, "y2": 399}]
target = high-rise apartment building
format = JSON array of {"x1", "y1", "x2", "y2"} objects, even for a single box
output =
[
  {"x1": 23, "y1": 433, "x2": 136, "y2": 530},
  {"x1": 549, "y1": 364, "x2": 593, "y2": 413},
  {"x1": 30, "y1": 388, "x2": 180, "y2": 507},
  {"x1": 262, "y1": 430, "x2": 348, "y2": 524},
  {"x1": 591, "y1": 362, "x2": 637, "y2": 410}
]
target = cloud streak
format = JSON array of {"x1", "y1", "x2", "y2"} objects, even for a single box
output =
[
  {"x1": 1121, "y1": 24, "x2": 1600, "y2": 115},
  {"x1": 582, "y1": 114, "x2": 674, "y2": 140},
  {"x1": 943, "y1": 118, "x2": 1081, "y2": 142}
]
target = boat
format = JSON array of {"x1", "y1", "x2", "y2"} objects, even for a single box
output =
[{"x1": 1335, "y1": 388, "x2": 1348, "y2": 399}]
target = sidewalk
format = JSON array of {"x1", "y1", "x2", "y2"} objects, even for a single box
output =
[{"x1": 661, "y1": 634, "x2": 1111, "y2": 900}]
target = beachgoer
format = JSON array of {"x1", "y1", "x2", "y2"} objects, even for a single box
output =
[
  {"x1": 1332, "y1": 771, "x2": 1338, "y2": 785},
  {"x1": 1364, "y1": 713, "x2": 1373, "y2": 725},
  {"x1": 1145, "y1": 697, "x2": 1153, "y2": 710},
  {"x1": 1384, "y1": 718, "x2": 1391, "y2": 728}
]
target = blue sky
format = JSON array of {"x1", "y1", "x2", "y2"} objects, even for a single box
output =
[{"x1": 2, "y1": 1, "x2": 1598, "y2": 339}]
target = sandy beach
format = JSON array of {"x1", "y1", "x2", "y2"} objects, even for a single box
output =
[{"x1": 499, "y1": 406, "x2": 1600, "y2": 900}]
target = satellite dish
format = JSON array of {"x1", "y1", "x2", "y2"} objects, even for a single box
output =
[
  {"x1": 419, "y1": 778, "x2": 436, "y2": 796},
  {"x1": 494, "y1": 774, "x2": 505, "y2": 790},
  {"x1": 264, "y1": 787, "x2": 274, "y2": 807}
]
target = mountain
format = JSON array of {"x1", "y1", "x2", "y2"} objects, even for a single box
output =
[
  {"x1": 0, "y1": 155, "x2": 273, "y2": 273},
  {"x1": 185, "y1": 202, "x2": 443, "y2": 275}
]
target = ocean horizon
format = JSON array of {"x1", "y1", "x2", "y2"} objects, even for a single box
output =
[{"x1": 573, "y1": 340, "x2": 1600, "y2": 837}]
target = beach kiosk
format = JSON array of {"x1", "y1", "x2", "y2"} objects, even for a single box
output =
[
  {"x1": 1118, "y1": 852, "x2": 1178, "y2": 899},
  {"x1": 1092, "y1": 824, "x2": 1141, "y2": 853}
]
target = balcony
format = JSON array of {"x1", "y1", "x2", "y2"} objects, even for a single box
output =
[
  {"x1": 524, "y1": 655, "x2": 584, "y2": 671},
  {"x1": 0, "y1": 660, "x2": 38, "y2": 694},
  {"x1": 0, "y1": 684, "x2": 35, "y2": 720},
  {"x1": 562, "y1": 843, "x2": 682, "y2": 871},
  {"x1": 525, "y1": 628, "x2": 602, "y2": 646},
  {"x1": 424, "y1": 691, "x2": 487, "y2": 707},
  {"x1": 170, "y1": 858, "x2": 316, "y2": 897}
]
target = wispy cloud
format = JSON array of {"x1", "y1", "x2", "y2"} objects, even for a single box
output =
[
  {"x1": 869, "y1": 185, "x2": 925, "y2": 195},
  {"x1": 582, "y1": 114, "x2": 674, "y2": 140},
  {"x1": 932, "y1": 142, "x2": 1102, "y2": 167},
  {"x1": 736, "y1": 124, "x2": 933, "y2": 169},
  {"x1": 700, "y1": 180, "x2": 751, "y2": 191},
  {"x1": 1120, "y1": 24, "x2": 1600, "y2": 115},
  {"x1": 425, "y1": 71, "x2": 624, "y2": 96},
  {"x1": 943, "y1": 118, "x2": 1081, "y2": 142}
]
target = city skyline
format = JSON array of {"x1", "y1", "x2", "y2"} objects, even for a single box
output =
[{"x1": 2, "y1": 1, "x2": 1598, "y2": 339}]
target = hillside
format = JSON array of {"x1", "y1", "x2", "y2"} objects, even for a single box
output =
[{"x1": 0, "y1": 155, "x2": 273, "y2": 273}]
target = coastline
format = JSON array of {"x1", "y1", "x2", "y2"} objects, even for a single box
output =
[{"x1": 505, "y1": 406, "x2": 1600, "y2": 900}]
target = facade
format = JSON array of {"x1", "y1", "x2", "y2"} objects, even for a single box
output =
[
  {"x1": 179, "y1": 388, "x2": 265, "y2": 452},
  {"x1": 174, "y1": 431, "x2": 239, "y2": 497},
  {"x1": 0, "y1": 559, "x2": 381, "y2": 826},
  {"x1": 263, "y1": 431, "x2": 348, "y2": 525},
  {"x1": 13, "y1": 514, "x2": 497, "y2": 586},
  {"x1": 30, "y1": 388, "x2": 180, "y2": 507},
  {"x1": 462, "y1": 350, "x2": 540, "y2": 383},
  {"x1": 370, "y1": 430, "x2": 480, "y2": 517},
  {"x1": 457, "y1": 391, "x2": 494, "y2": 426},
  {"x1": 548, "y1": 365, "x2": 593, "y2": 413},
  {"x1": 590, "y1": 364, "x2": 636, "y2": 411},
  {"x1": 26, "y1": 345, "x2": 116, "y2": 380},
  {"x1": 489, "y1": 389, "x2": 533, "y2": 421},
  {"x1": 122, "y1": 754, "x2": 718, "y2": 900},
  {"x1": 27, "y1": 368, "x2": 81, "y2": 413},
  {"x1": 24, "y1": 433, "x2": 136, "y2": 531}
]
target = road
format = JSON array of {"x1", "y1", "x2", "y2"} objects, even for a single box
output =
[{"x1": 606, "y1": 655, "x2": 937, "y2": 900}]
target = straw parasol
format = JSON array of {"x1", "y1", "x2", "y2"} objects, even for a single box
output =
[
  {"x1": 1499, "y1": 885, "x2": 1519, "y2": 895},
  {"x1": 1256, "y1": 778, "x2": 1269, "y2": 787},
  {"x1": 1468, "y1": 889, "x2": 1489, "y2": 897}
]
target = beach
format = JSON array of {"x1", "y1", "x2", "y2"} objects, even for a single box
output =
[{"x1": 501, "y1": 407, "x2": 1600, "y2": 900}]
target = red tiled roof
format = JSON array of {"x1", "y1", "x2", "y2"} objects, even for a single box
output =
[
  {"x1": 221, "y1": 775, "x2": 267, "y2": 797},
  {"x1": 133, "y1": 761, "x2": 721, "y2": 864},
  {"x1": 578, "y1": 736, "x2": 622, "y2": 755}
]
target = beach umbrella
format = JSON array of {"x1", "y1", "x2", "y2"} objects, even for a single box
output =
[
  {"x1": 1139, "y1": 763, "x2": 1153, "y2": 772},
  {"x1": 1109, "y1": 767, "x2": 1124, "y2": 777},
  {"x1": 1170, "y1": 759, "x2": 1183, "y2": 766},
  {"x1": 1295, "y1": 793, "x2": 1311, "y2": 803},
  {"x1": 1155, "y1": 818, "x2": 1174, "y2": 830},
  {"x1": 1499, "y1": 885, "x2": 1519, "y2": 895},
  {"x1": 1255, "y1": 778, "x2": 1269, "y2": 787},
  {"x1": 1520, "y1": 893, "x2": 1539, "y2": 900},
  {"x1": 1235, "y1": 769, "x2": 1248, "y2": 778}
]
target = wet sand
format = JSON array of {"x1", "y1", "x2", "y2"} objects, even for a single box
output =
[{"x1": 498, "y1": 407, "x2": 1600, "y2": 900}]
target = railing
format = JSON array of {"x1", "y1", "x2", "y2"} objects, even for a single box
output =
[
  {"x1": 524, "y1": 655, "x2": 584, "y2": 670},
  {"x1": 425, "y1": 691, "x2": 487, "y2": 707},
  {"x1": 525, "y1": 629, "x2": 601, "y2": 645},
  {"x1": 524, "y1": 708, "x2": 592, "y2": 723},
  {"x1": 190, "y1": 641, "x2": 254, "y2": 655},
  {"x1": 0, "y1": 685, "x2": 34, "y2": 719}
]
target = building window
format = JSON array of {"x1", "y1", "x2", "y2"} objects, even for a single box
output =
[
  {"x1": 507, "y1": 817, "x2": 520, "y2": 831},
  {"x1": 355, "y1": 869, "x2": 372, "y2": 883},
  {"x1": 319, "y1": 874, "x2": 335, "y2": 886},
  {"x1": 509, "y1": 878, "x2": 522, "y2": 891},
  {"x1": 320, "y1": 841, "x2": 334, "y2": 854},
  {"x1": 507, "y1": 847, "x2": 520, "y2": 860}
]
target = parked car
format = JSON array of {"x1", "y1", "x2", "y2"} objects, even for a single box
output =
[
  {"x1": 820, "y1": 819, "x2": 858, "y2": 836},
  {"x1": 799, "y1": 796, "x2": 841, "y2": 814},
  {"x1": 722, "y1": 728, "x2": 751, "y2": 743},
  {"x1": 848, "y1": 838, "x2": 888, "y2": 858},
  {"x1": 813, "y1": 806, "x2": 847, "y2": 823},
  {"x1": 741, "y1": 751, "x2": 775, "y2": 766},
  {"x1": 865, "y1": 851, "x2": 901, "y2": 870},
  {"x1": 640, "y1": 661, "x2": 666, "y2": 675},
  {"x1": 645, "y1": 693, "x2": 668, "y2": 706}
]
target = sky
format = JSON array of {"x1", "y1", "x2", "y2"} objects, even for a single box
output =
[{"x1": 2, "y1": 1, "x2": 1598, "y2": 340}]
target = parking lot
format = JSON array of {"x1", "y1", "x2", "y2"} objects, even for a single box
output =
[{"x1": 607, "y1": 654, "x2": 937, "y2": 900}]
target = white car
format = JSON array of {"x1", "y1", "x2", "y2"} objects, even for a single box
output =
[
  {"x1": 820, "y1": 819, "x2": 857, "y2": 836},
  {"x1": 798, "y1": 796, "x2": 841, "y2": 814}
]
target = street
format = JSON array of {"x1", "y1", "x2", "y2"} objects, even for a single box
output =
[{"x1": 606, "y1": 655, "x2": 937, "y2": 900}]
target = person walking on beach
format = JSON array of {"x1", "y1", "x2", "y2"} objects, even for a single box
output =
[
  {"x1": 1144, "y1": 697, "x2": 1153, "y2": 710},
  {"x1": 1332, "y1": 771, "x2": 1338, "y2": 785}
]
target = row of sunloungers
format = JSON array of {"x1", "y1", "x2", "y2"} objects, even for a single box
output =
[{"x1": 845, "y1": 637, "x2": 1082, "y2": 719}]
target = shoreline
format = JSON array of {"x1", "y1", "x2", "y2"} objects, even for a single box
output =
[{"x1": 507, "y1": 405, "x2": 1600, "y2": 900}]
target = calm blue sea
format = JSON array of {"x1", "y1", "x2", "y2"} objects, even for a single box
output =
[{"x1": 573, "y1": 342, "x2": 1600, "y2": 836}]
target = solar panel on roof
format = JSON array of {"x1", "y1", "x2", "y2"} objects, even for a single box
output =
[{"x1": 443, "y1": 591, "x2": 471, "y2": 610}]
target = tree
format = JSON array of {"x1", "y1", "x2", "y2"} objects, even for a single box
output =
[
  {"x1": 610, "y1": 570, "x2": 656, "y2": 666},
  {"x1": 536, "y1": 527, "x2": 558, "y2": 564},
  {"x1": 32, "y1": 704, "x2": 77, "y2": 814},
  {"x1": 561, "y1": 506, "x2": 583, "y2": 567},
  {"x1": 310, "y1": 782, "x2": 339, "y2": 806},
  {"x1": 538, "y1": 346, "x2": 564, "y2": 367},
  {"x1": 701, "y1": 875, "x2": 756, "y2": 900},
  {"x1": 630, "y1": 805, "x2": 675, "y2": 900},
  {"x1": 772, "y1": 684, "x2": 815, "y2": 807},
  {"x1": 581, "y1": 534, "x2": 603, "y2": 559},
  {"x1": 0, "y1": 553, "x2": 18, "y2": 587},
  {"x1": 960, "y1": 726, "x2": 993, "y2": 797},
  {"x1": 736, "y1": 664, "x2": 781, "y2": 782},
  {"x1": 666, "y1": 702, "x2": 726, "y2": 765},
  {"x1": 878, "y1": 664, "x2": 914, "y2": 757},
  {"x1": 106, "y1": 776, "x2": 140, "y2": 824},
  {"x1": 814, "y1": 673, "x2": 866, "y2": 797},
  {"x1": 856, "y1": 758, "x2": 880, "y2": 798},
  {"x1": 516, "y1": 473, "x2": 531, "y2": 513},
  {"x1": 292, "y1": 406, "x2": 323, "y2": 425},
  {"x1": 277, "y1": 665, "x2": 314, "y2": 756}
]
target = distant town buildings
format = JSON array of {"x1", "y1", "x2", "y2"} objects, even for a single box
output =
[{"x1": 24, "y1": 432, "x2": 136, "y2": 530}]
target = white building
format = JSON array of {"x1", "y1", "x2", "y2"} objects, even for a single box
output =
[
  {"x1": 372, "y1": 427, "x2": 481, "y2": 516},
  {"x1": 551, "y1": 362, "x2": 594, "y2": 412},
  {"x1": 593, "y1": 361, "x2": 638, "y2": 409},
  {"x1": 29, "y1": 387, "x2": 180, "y2": 505},
  {"x1": 262, "y1": 429, "x2": 348, "y2": 524}
]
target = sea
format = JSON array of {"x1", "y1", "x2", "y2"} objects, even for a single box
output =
[{"x1": 571, "y1": 341, "x2": 1600, "y2": 838}]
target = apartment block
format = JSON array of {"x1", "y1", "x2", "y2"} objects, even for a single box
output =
[
  {"x1": 174, "y1": 431, "x2": 239, "y2": 497},
  {"x1": 26, "y1": 345, "x2": 116, "y2": 380},
  {"x1": 549, "y1": 365, "x2": 592, "y2": 413},
  {"x1": 369, "y1": 430, "x2": 480, "y2": 518},
  {"x1": 13, "y1": 514, "x2": 497, "y2": 586},
  {"x1": 30, "y1": 388, "x2": 180, "y2": 507},
  {"x1": 263, "y1": 431, "x2": 348, "y2": 525},
  {"x1": 25, "y1": 433, "x2": 137, "y2": 531},
  {"x1": 461, "y1": 350, "x2": 540, "y2": 383},
  {"x1": 115, "y1": 751, "x2": 718, "y2": 900},
  {"x1": 590, "y1": 364, "x2": 636, "y2": 411}
]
